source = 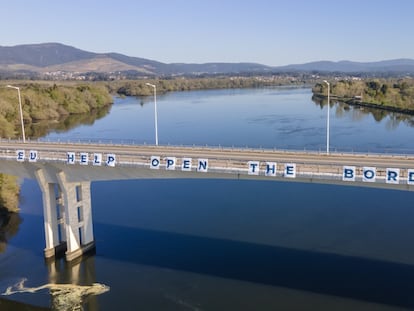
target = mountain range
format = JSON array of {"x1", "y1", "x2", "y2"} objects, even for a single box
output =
[{"x1": 1, "y1": 43, "x2": 414, "y2": 76}]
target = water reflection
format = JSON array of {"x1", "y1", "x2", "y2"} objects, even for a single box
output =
[
  {"x1": 24, "y1": 105, "x2": 111, "y2": 139},
  {"x1": 1, "y1": 255, "x2": 108, "y2": 311},
  {"x1": 0, "y1": 212, "x2": 22, "y2": 254},
  {"x1": 48, "y1": 254, "x2": 108, "y2": 310},
  {"x1": 312, "y1": 95, "x2": 414, "y2": 129}
]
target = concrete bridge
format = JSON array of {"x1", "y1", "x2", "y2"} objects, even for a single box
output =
[{"x1": 1, "y1": 140, "x2": 414, "y2": 261}]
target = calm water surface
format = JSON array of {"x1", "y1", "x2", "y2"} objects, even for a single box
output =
[
  {"x1": 45, "y1": 87, "x2": 414, "y2": 152},
  {"x1": 1, "y1": 87, "x2": 414, "y2": 310}
]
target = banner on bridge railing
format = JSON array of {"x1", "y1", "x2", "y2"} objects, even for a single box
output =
[
  {"x1": 16, "y1": 150, "x2": 116, "y2": 167},
  {"x1": 12, "y1": 150, "x2": 414, "y2": 185}
]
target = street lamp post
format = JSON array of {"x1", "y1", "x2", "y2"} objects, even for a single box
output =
[
  {"x1": 7, "y1": 85, "x2": 26, "y2": 143},
  {"x1": 145, "y1": 83, "x2": 158, "y2": 146},
  {"x1": 323, "y1": 80, "x2": 330, "y2": 154}
]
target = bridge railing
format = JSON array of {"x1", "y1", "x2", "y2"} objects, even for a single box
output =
[{"x1": 2, "y1": 137, "x2": 414, "y2": 158}]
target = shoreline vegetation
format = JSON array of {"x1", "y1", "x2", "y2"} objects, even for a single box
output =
[
  {"x1": 312, "y1": 78, "x2": 414, "y2": 115},
  {"x1": 107, "y1": 76, "x2": 310, "y2": 96},
  {"x1": 0, "y1": 82, "x2": 113, "y2": 216},
  {"x1": 0, "y1": 173, "x2": 21, "y2": 253},
  {"x1": 0, "y1": 82, "x2": 113, "y2": 139},
  {"x1": 1, "y1": 77, "x2": 414, "y2": 215}
]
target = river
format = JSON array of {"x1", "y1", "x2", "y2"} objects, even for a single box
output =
[{"x1": 1, "y1": 87, "x2": 414, "y2": 310}]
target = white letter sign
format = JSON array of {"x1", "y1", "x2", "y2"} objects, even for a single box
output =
[
  {"x1": 343, "y1": 166, "x2": 356, "y2": 182},
  {"x1": 150, "y1": 156, "x2": 160, "y2": 169},
  {"x1": 248, "y1": 161, "x2": 260, "y2": 175},
  {"x1": 67, "y1": 152, "x2": 75, "y2": 164},
  {"x1": 363, "y1": 167, "x2": 376, "y2": 182},
  {"x1": 386, "y1": 168, "x2": 400, "y2": 184},
  {"x1": 284, "y1": 163, "x2": 296, "y2": 178}
]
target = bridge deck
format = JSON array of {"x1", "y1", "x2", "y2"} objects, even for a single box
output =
[{"x1": 0, "y1": 140, "x2": 413, "y2": 191}]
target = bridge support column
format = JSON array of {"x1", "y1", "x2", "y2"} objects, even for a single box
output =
[
  {"x1": 56, "y1": 172, "x2": 95, "y2": 262},
  {"x1": 35, "y1": 170, "x2": 66, "y2": 259}
]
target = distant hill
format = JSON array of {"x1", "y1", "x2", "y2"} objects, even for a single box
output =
[
  {"x1": 0, "y1": 43, "x2": 96, "y2": 67},
  {"x1": 0, "y1": 43, "x2": 272, "y2": 76},
  {"x1": 1, "y1": 42, "x2": 414, "y2": 77},
  {"x1": 0, "y1": 43, "x2": 160, "y2": 75},
  {"x1": 275, "y1": 59, "x2": 414, "y2": 73}
]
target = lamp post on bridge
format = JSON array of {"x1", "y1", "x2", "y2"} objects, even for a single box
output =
[
  {"x1": 323, "y1": 80, "x2": 330, "y2": 154},
  {"x1": 145, "y1": 83, "x2": 159, "y2": 146},
  {"x1": 6, "y1": 85, "x2": 26, "y2": 143}
]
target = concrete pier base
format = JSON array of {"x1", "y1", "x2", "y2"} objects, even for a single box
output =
[
  {"x1": 44, "y1": 242, "x2": 67, "y2": 259},
  {"x1": 65, "y1": 241, "x2": 96, "y2": 262}
]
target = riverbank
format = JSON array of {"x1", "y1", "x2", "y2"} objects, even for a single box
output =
[
  {"x1": 106, "y1": 76, "x2": 311, "y2": 97},
  {"x1": 312, "y1": 93, "x2": 414, "y2": 115},
  {"x1": 0, "y1": 82, "x2": 113, "y2": 139},
  {"x1": 312, "y1": 78, "x2": 414, "y2": 115}
]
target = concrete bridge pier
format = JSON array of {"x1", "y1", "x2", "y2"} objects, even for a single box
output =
[
  {"x1": 35, "y1": 170, "x2": 95, "y2": 261},
  {"x1": 35, "y1": 169, "x2": 66, "y2": 259},
  {"x1": 56, "y1": 172, "x2": 95, "y2": 261}
]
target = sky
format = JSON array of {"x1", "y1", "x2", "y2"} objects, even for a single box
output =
[{"x1": 1, "y1": 0, "x2": 414, "y2": 66}]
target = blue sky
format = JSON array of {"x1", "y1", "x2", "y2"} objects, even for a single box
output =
[{"x1": 1, "y1": 0, "x2": 413, "y2": 66}]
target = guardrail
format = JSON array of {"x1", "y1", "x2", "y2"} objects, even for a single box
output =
[{"x1": 2, "y1": 138, "x2": 414, "y2": 158}]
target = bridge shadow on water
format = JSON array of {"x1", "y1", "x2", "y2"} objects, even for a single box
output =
[{"x1": 95, "y1": 222, "x2": 414, "y2": 309}]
